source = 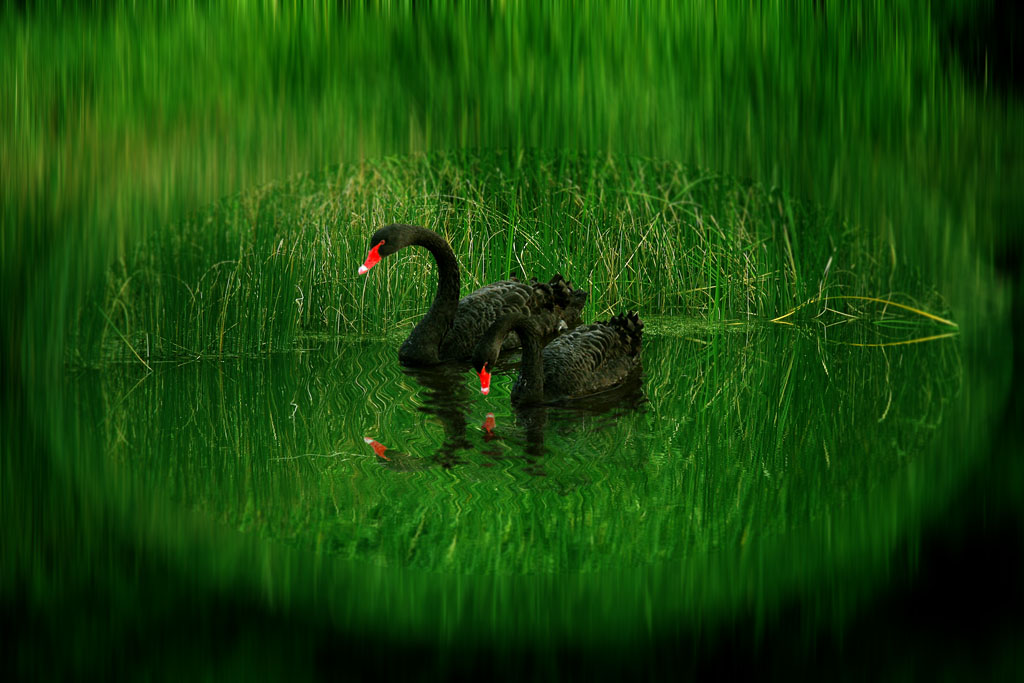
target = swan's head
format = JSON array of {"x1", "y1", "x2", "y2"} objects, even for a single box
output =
[{"x1": 358, "y1": 224, "x2": 412, "y2": 274}]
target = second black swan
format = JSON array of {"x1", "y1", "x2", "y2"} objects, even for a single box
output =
[
  {"x1": 359, "y1": 224, "x2": 587, "y2": 366},
  {"x1": 472, "y1": 311, "x2": 644, "y2": 405}
]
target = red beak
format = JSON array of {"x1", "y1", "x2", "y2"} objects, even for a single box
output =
[
  {"x1": 363, "y1": 436, "x2": 389, "y2": 460},
  {"x1": 358, "y1": 240, "x2": 385, "y2": 275},
  {"x1": 478, "y1": 364, "x2": 492, "y2": 395}
]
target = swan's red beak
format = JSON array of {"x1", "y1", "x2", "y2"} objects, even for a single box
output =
[
  {"x1": 358, "y1": 240, "x2": 385, "y2": 275},
  {"x1": 477, "y1": 364, "x2": 491, "y2": 395}
]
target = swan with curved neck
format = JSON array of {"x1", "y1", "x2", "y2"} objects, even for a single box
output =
[
  {"x1": 472, "y1": 311, "x2": 643, "y2": 405},
  {"x1": 359, "y1": 224, "x2": 587, "y2": 366}
]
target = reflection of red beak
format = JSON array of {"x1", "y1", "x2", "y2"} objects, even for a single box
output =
[
  {"x1": 358, "y1": 240, "x2": 385, "y2": 275},
  {"x1": 478, "y1": 364, "x2": 491, "y2": 395},
  {"x1": 363, "y1": 436, "x2": 389, "y2": 460},
  {"x1": 482, "y1": 412, "x2": 495, "y2": 435}
]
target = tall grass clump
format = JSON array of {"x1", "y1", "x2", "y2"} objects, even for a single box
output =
[{"x1": 90, "y1": 151, "x2": 915, "y2": 363}]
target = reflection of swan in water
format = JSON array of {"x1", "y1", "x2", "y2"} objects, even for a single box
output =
[
  {"x1": 360, "y1": 436, "x2": 434, "y2": 472},
  {"x1": 480, "y1": 372, "x2": 647, "y2": 474},
  {"x1": 367, "y1": 354, "x2": 646, "y2": 475},
  {"x1": 359, "y1": 363, "x2": 479, "y2": 471},
  {"x1": 513, "y1": 405, "x2": 549, "y2": 474},
  {"x1": 481, "y1": 412, "x2": 497, "y2": 441},
  {"x1": 400, "y1": 363, "x2": 476, "y2": 468}
]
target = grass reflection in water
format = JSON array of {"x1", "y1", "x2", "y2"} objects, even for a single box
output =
[{"x1": 83, "y1": 318, "x2": 961, "y2": 582}]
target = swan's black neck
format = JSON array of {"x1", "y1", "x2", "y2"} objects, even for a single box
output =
[
  {"x1": 398, "y1": 227, "x2": 462, "y2": 365},
  {"x1": 485, "y1": 313, "x2": 546, "y2": 405},
  {"x1": 411, "y1": 227, "x2": 462, "y2": 305}
]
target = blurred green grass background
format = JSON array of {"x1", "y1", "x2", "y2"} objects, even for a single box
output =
[
  {"x1": 3, "y1": 1, "x2": 1022, "y2": 678},
  {"x1": 5, "y1": 1, "x2": 1019, "y2": 371}
]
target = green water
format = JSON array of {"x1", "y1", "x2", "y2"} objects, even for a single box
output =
[{"x1": 55, "y1": 314, "x2": 1000, "y2": 649}]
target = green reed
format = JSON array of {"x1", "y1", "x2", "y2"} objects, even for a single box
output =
[
  {"x1": 88, "y1": 152, "x2": 886, "y2": 363},
  {"x1": 4, "y1": 1, "x2": 1016, "y2": 371}
]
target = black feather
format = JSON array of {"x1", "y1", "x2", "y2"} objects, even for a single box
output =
[{"x1": 472, "y1": 310, "x2": 644, "y2": 405}]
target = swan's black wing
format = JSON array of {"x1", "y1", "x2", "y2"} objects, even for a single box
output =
[
  {"x1": 521, "y1": 273, "x2": 589, "y2": 345},
  {"x1": 544, "y1": 273, "x2": 588, "y2": 331},
  {"x1": 438, "y1": 279, "x2": 534, "y2": 361},
  {"x1": 437, "y1": 275, "x2": 589, "y2": 362},
  {"x1": 540, "y1": 311, "x2": 643, "y2": 399}
]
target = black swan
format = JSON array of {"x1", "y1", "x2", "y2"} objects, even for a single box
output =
[
  {"x1": 359, "y1": 224, "x2": 587, "y2": 366},
  {"x1": 472, "y1": 311, "x2": 644, "y2": 405}
]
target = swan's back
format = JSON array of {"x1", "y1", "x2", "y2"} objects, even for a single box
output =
[{"x1": 539, "y1": 311, "x2": 644, "y2": 399}]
